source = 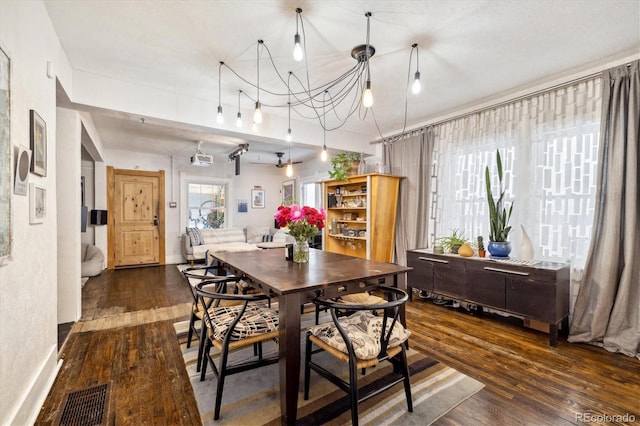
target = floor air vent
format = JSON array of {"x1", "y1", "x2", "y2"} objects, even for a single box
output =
[{"x1": 55, "y1": 382, "x2": 111, "y2": 426}]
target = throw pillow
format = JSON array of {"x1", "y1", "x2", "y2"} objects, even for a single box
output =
[
  {"x1": 186, "y1": 227, "x2": 203, "y2": 246},
  {"x1": 261, "y1": 234, "x2": 273, "y2": 242}
]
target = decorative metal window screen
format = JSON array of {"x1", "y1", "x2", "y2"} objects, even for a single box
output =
[{"x1": 435, "y1": 77, "x2": 602, "y2": 271}]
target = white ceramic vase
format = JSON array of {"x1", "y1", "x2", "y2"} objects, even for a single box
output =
[{"x1": 520, "y1": 225, "x2": 534, "y2": 261}]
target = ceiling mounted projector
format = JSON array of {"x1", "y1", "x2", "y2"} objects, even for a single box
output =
[
  {"x1": 191, "y1": 141, "x2": 214, "y2": 166},
  {"x1": 191, "y1": 152, "x2": 214, "y2": 166}
]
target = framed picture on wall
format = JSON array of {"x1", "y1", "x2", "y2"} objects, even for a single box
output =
[
  {"x1": 30, "y1": 109, "x2": 47, "y2": 176},
  {"x1": 251, "y1": 189, "x2": 265, "y2": 209},
  {"x1": 282, "y1": 179, "x2": 295, "y2": 205},
  {"x1": 237, "y1": 199, "x2": 248, "y2": 213},
  {"x1": 29, "y1": 183, "x2": 46, "y2": 224}
]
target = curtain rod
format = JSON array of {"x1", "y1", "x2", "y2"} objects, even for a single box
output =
[{"x1": 371, "y1": 69, "x2": 605, "y2": 145}]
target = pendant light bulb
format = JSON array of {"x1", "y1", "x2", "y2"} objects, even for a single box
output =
[
  {"x1": 253, "y1": 102, "x2": 263, "y2": 124},
  {"x1": 216, "y1": 106, "x2": 224, "y2": 124},
  {"x1": 252, "y1": 121, "x2": 258, "y2": 132},
  {"x1": 285, "y1": 161, "x2": 293, "y2": 177},
  {"x1": 362, "y1": 80, "x2": 373, "y2": 108},
  {"x1": 293, "y1": 34, "x2": 304, "y2": 62},
  {"x1": 286, "y1": 128, "x2": 292, "y2": 142},
  {"x1": 412, "y1": 71, "x2": 421, "y2": 94},
  {"x1": 321, "y1": 145, "x2": 328, "y2": 162}
]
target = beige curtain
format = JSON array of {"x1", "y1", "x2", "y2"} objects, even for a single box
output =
[
  {"x1": 385, "y1": 128, "x2": 435, "y2": 266},
  {"x1": 568, "y1": 60, "x2": 640, "y2": 358}
]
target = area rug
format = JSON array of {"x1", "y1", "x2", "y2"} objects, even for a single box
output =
[{"x1": 174, "y1": 320, "x2": 484, "y2": 425}]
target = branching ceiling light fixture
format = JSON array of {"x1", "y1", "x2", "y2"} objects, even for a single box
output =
[
  {"x1": 321, "y1": 90, "x2": 328, "y2": 162},
  {"x1": 217, "y1": 61, "x2": 224, "y2": 124},
  {"x1": 214, "y1": 9, "x2": 421, "y2": 161},
  {"x1": 411, "y1": 43, "x2": 421, "y2": 95},
  {"x1": 236, "y1": 90, "x2": 243, "y2": 128},
  {"x1": 253, "y1": 40, "x2": 263, "y2": 124},
  {"x1": 285, "y1": 139, "x2": 294, "y2": 177},
  {"x1": 286, "y1": 72, "x2": 292, "y2": 142},
  {"x1": 293, "y1": 8, "x2": 304, "y2": 62}
]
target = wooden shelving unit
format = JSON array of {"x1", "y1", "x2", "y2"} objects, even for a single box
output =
[{"x1": 322, "y1": 173, "x2": 401, "y2": 262}]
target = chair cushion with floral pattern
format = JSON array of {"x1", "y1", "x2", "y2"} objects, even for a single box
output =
[
  {"x1": 309, "y1": 311, "x2": 410, "y2": 360},
  {"x1": 205, "y1": 304, "x2": 279, "y2": 341}
]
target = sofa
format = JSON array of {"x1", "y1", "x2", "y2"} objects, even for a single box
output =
[
  {"x1": 81, "y1": 243, "x2": 105, "y2": 277},
  {"x1": 181, "y1": 226, "x2": 293, "y2": 264}
]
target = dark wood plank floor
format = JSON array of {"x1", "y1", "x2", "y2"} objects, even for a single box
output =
[{"x1": 37, "y1": 265, "x2": 640, "y2": 425}]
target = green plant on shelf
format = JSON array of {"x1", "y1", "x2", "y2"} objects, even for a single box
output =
[
  {"x1": 435, "y1": 229, "x2": 467, "y2": 254},
  {"x1": 328, "y1": 152, "x2": 360, "y2": 181}
]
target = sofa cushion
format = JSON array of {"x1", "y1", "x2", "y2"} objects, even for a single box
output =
[
  {"x1": 201, "y1": 228, "x2": 246, "y2": 245},
  {"x1": 186, "y1": 227, "x2": 204, "y2": 246},
  {"x1": 272, "y1": 229, "x2": 291, "y2": 243},
  {"x1": 192, "y1": 242, "x2": 259, "y2": 258},
  {"x1": 246, "y1": 225, "x2": 272, "y2": 244}
]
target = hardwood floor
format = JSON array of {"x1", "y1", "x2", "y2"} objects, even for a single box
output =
[
  {"x1": 37, "y1": 266, "x2": 199, "y2": 426},
  {"x1": 37, "y1": 265, "x2": 639, "y2": 425}
]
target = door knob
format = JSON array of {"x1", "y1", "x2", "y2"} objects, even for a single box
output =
[{"x1": 153, "y1": 216, "x2": 159, "y2": 226}]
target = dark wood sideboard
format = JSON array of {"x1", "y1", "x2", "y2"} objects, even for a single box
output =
[{"x1": 407, "y1": 249, "x2": 570, "y2": 346}]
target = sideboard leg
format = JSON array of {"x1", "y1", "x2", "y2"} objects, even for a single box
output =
[{"x1": 549, "y1": 323, "x2": 558, "y2": 347}]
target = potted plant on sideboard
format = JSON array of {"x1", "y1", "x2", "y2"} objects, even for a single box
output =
[
  {"x1": 485, "y1": 150, "x2": 513, "y2": 257},
  {"x1": 477, "y1": 235, "x2": 486, "y2": 257},
  {"x1": 436, "y1": 228, "x2": 467, "y2": 254}
]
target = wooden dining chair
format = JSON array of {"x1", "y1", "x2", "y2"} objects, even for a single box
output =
[
  {"x1": 304, "y1": 286, "x2": 413, "y2": 426},
  {"x1": 181, "y1": 265, "x2": 242, "y2": 372},
  {"x1": 195, "y1": 281, "x2": 280, "y2": 420}
]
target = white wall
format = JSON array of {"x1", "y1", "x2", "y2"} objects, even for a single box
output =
[
  {"x1": 0, "y1": 1, "x2": 73, "y2": 424},
  {"x1": 56, "y1": 107, "x2": 82, "y2": 323}
]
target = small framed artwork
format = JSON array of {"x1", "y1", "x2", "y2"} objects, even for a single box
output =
[
  {"x1": 251, "y1": 189, "x2": 265, "y2": 209},
  {"x1": 30, "y1": 109, "x2": 47, "y2": 176},
  {"x1": 282, "y1": 179, "x2": 295, "y2": 205},
  {"x1": 237, "y1": 199, "x2": 248, "y2": 213},
  {"x1": 29, "y1": 183, "x2": 46, "y2": 224}
]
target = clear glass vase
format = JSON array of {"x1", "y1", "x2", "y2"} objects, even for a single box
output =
[{"x1": 293, "y1": 239, "x2": 310, "y2": 263}]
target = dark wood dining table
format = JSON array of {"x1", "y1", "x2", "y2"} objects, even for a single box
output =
[{"x1": 209, "y1": 248, "x2": 412, "y2": 425}]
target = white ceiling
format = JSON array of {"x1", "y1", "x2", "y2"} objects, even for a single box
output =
[{"x1": 45, "y1": 0, "x2": 640, "y2": 164}]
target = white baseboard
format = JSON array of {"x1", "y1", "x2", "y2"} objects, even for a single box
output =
[
  {"x1": 166, "y1": 254, "x2": 185, "y2": 265},
  {"x1": 6, "y1": 344, "x2": 61, "y2": 425}
]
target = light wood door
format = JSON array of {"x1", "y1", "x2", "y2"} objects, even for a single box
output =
[{"x1": 107, "y1": 167, "x2": 165, "y2": 268}]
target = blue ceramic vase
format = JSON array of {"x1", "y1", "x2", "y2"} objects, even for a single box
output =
[{"x1": 487, "y1": 241, "x2": 512, "y2": 258}]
